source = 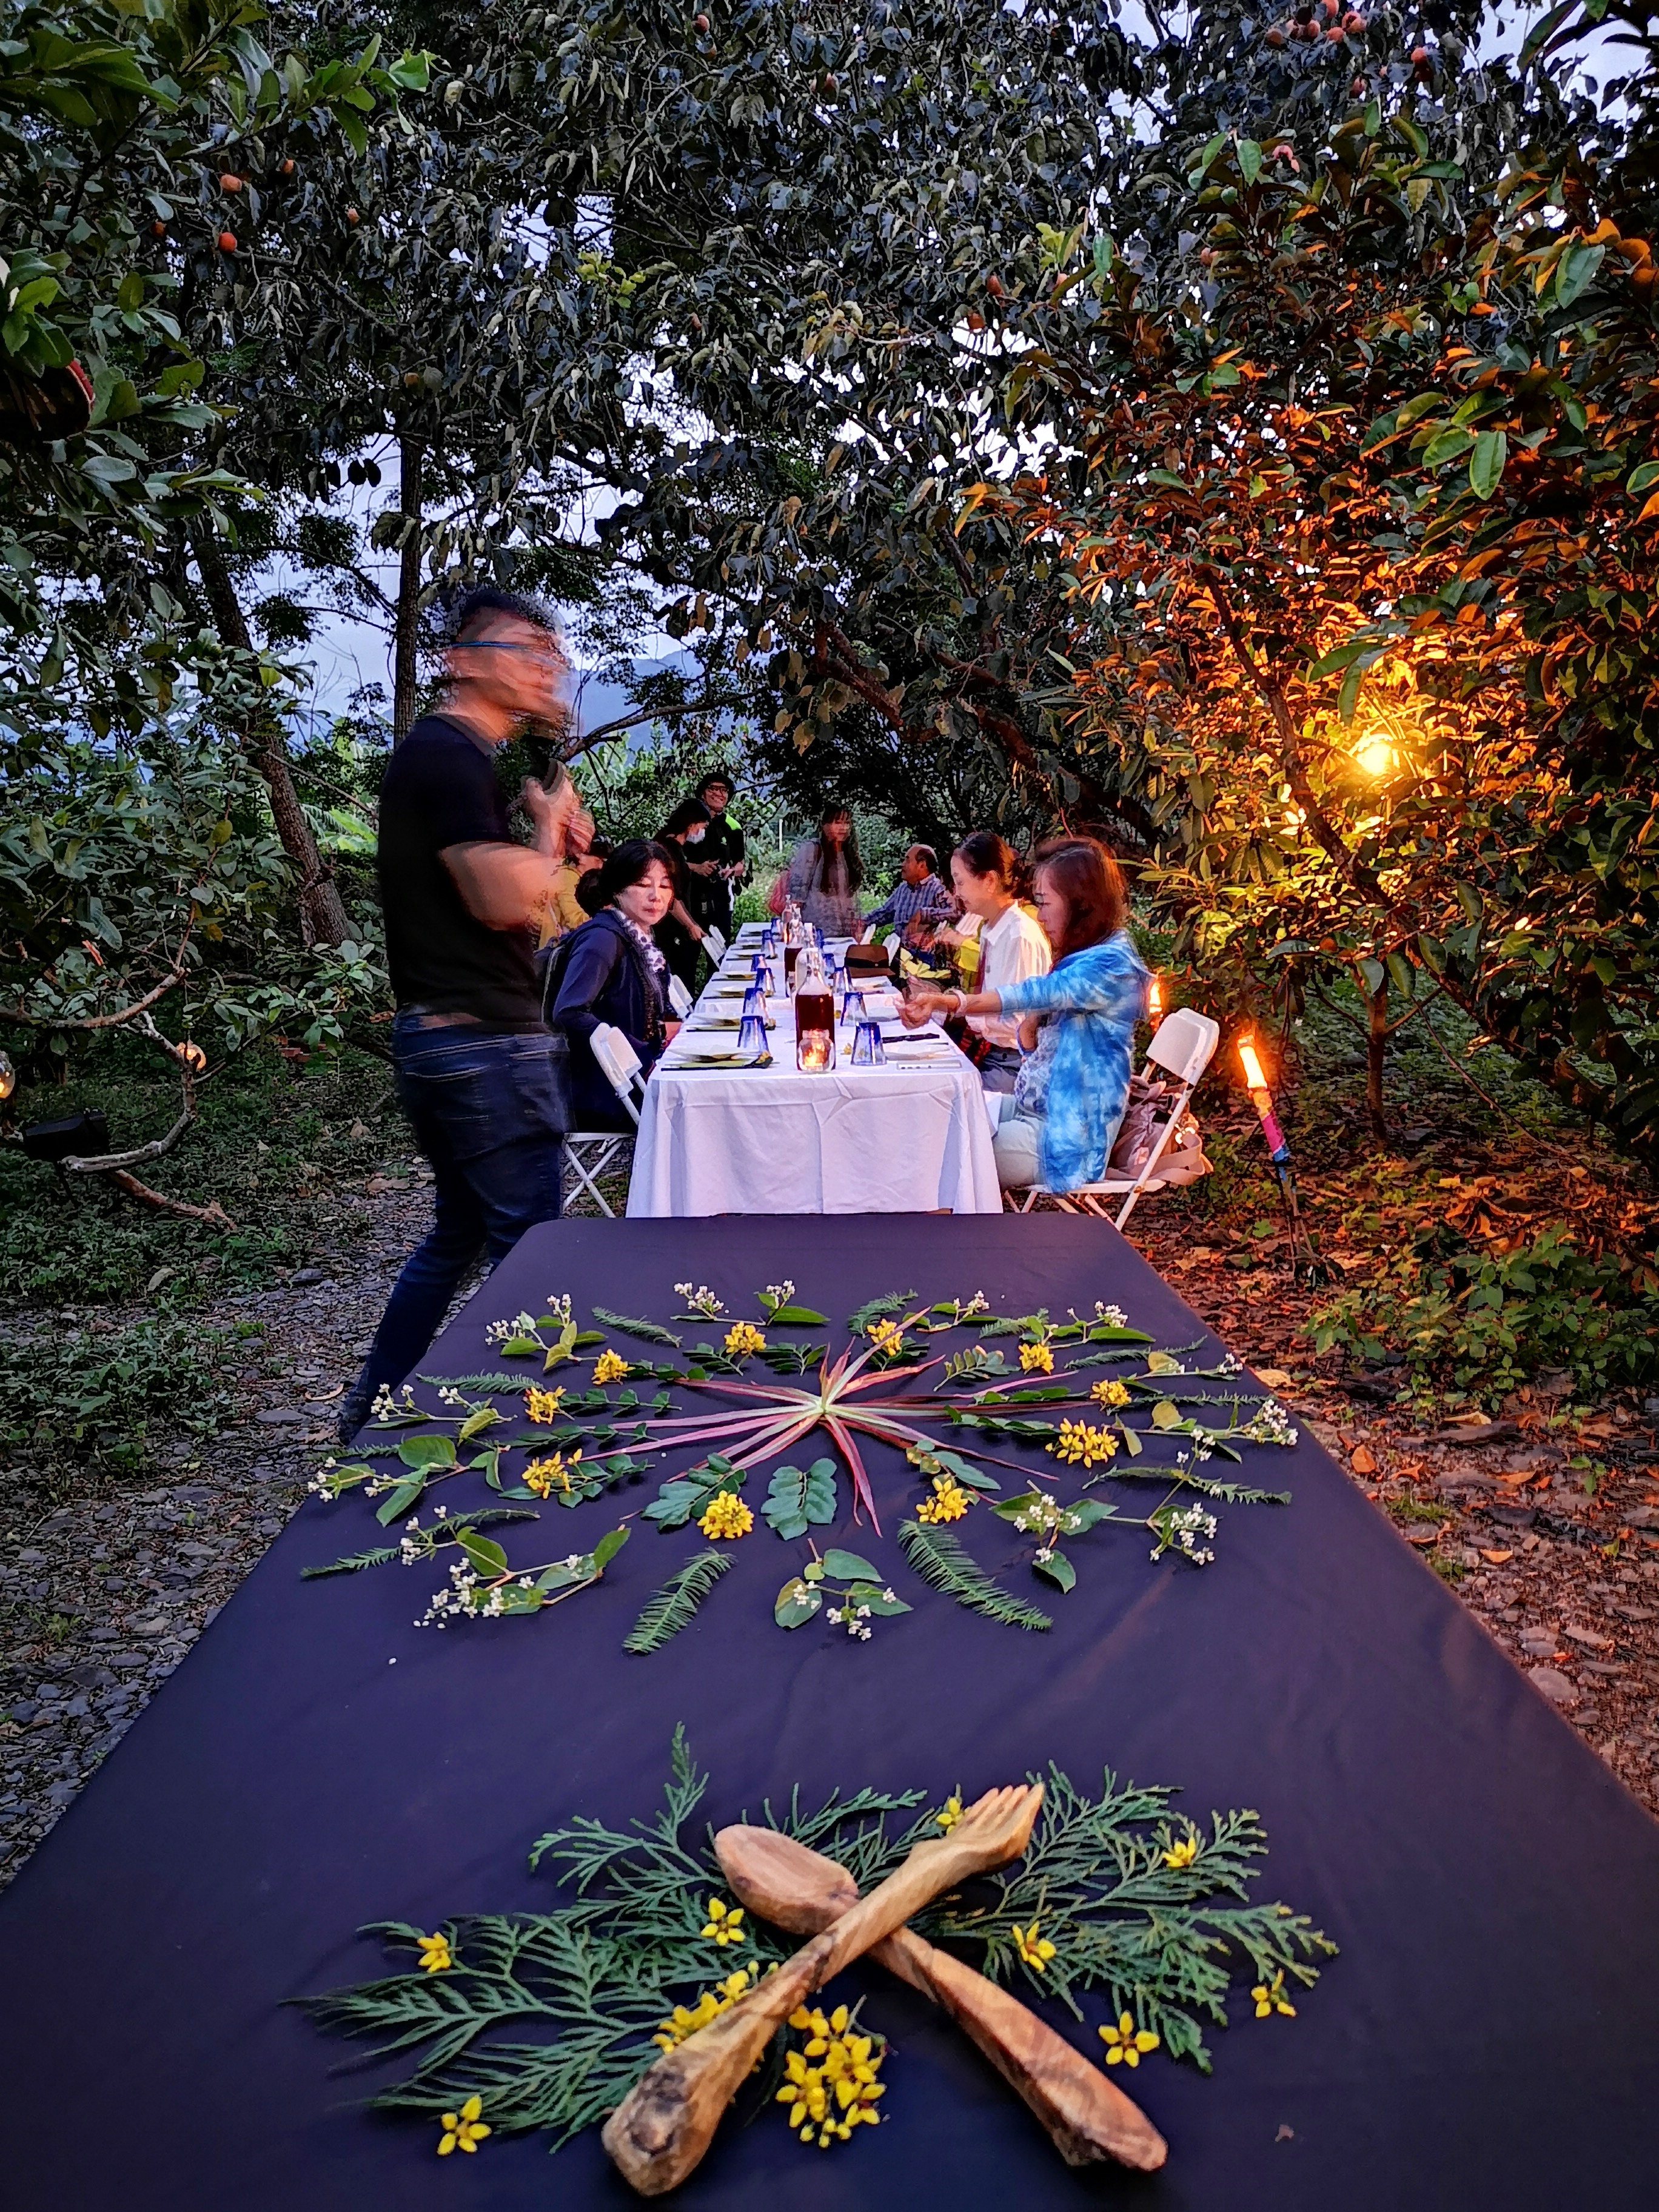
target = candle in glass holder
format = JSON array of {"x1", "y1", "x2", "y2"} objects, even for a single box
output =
[{"x1": 795, "y1": 952, "x2": 835, "y2": 1070}]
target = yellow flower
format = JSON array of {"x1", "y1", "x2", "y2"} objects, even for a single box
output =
[
  {"x1": 777, "y1": 2002, "x2": 886, "y2": 2146},
  {"x1": 1099, "y1": 2011, "x2": 1160, "y2": 2067},
  {"x1": 523, "y1": 1384, "x2": 566, "y2": 1424},
  {"x1": 701, "y1": 1898, "x2": 747, "y2": 1947},
  {"x1": 916, "y1": 1478, "x2": 970, "y2": 1524},
  {"x1": 935, "y1": 1795, "x2": 962, "y2": 1832},
  {"x1": 437, "y1": 2095, "x2": 491, "y2": 2155},
  {"x1": 523, "y1": 1450, "x2": 578, "y2": 1498},
  {"x1": 416, "y1": 1931, "x2": 452, "y2": 1974},
  {"x1": 1049, "y1": 1418, "x2": 1118, "y2": 1467},
  {"x1": 698, "y1": 1491, "x2": 754, "y2": 1541},
  {"x1": 1091, "y1": 1378, "x2": 1131, "y2": 1409},
  {"x1": 652, "y1": 1967, "x2": 758, "y2": 2051},
  {"x1": 1252, "y1": 1970, "x2": 1298, "y2": 2019},
  {"x1": 1163, "y1": 1833, "x2": 1199, "y2": 1871},
  {"x1": 1011, "y1": 1921, "x2": 1057, "y2": 1972},
  {"x1": 1019, "y1": 1341, "x2": 1054, "y2": 1374},
  {"x1": 867, "y1": 1317, "x2": 905, "y2": 1356},
  {"x1": 724, "y1": 1321, "x2": 767, "y2": 1356},
  {"x1": 593, "y1": 1349, "x2": 631, "y2": 1384}
]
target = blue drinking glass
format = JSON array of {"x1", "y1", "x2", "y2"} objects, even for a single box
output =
[
  {"x1": 842, "y1": 985, "x2": 866, "y2": 1026},
  {"x1": 737, "y1": 1013, "x2": 768, "y2": 1058},
  {"x1": 742, "y1": 984, "x2": 766, "y2": 1019},
  {"x1": 850, "y1": 1018, "x2": 885, "y2": 1068}
]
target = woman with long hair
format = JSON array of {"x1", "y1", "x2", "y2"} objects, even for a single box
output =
[
  {"x1": 549, "y1": 840, "x2": 680, "y2": 1128},
  {"x1": 654, "y1": 795, "x2": 713, "y2": 988},
  {"x1": 784, "y1": 802, "x2": 863, "y2": 938},
  {"x1": 937, "y1": 831, "x2": 1051, "y2": 1093},
  {"x1": 901, "y1": 837, "x2": 1147, "y2": 1191}
]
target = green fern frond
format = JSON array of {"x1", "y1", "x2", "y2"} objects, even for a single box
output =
[
  {"x1": 623, "y1": 1550, "x2": 732, "y2": 1655},
  {"x1": 897, "y1": 1520, "x2": 1052, "y2": 1632},
  {"x1": 301, "y1": 1545, "x2": 399, "y2": 1579},
  {"x1": 419, "y1": 1370, "x2": 541, "y2": 1393},
  {"x1": 846, "y1": 1289, "x2": 916, "y2": 1332},
  {"x1": 591, "y1": 1307, "x2": 683, "y2": 1348}
]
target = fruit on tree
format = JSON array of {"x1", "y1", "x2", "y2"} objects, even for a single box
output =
[
  {"x1": 218, "y1": 230, "x2": 237, "y2": 252},
  {"x1": 346, "y1": 207, "x2": 360, "y2": 224},
  {"x1": 220, "y1": 172, "x2": 243, "y2": 193}
]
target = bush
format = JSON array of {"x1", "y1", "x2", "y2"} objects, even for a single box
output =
[
  {"x1": 1307, "y1": 1227, "x2": 1659, "y2": 1405},
  {"x1": 0, "y1": 1313, "x2": 231, "y2": 1472}
]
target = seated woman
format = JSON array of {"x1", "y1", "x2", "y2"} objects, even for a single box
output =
[
  {"x1": 902, "y1": 838, "x2": 1147, "y2": 1192},
  {"x1": 654, "y1": 796, "x2": 714, "y2": 989},
  {"x1": 549, "y1": 840, "x2": 680, "y2": 1130},
  {"x1": 933, "y1": 831, "x2": 1051, "y2": 1094},
  {"x1": 785, "y1": 802, "x2": 864, "y2": 939}
]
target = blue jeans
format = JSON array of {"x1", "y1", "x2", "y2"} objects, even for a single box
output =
[{"x1": 344, "y1": 1018, "x2": 568, "y2": 1430}]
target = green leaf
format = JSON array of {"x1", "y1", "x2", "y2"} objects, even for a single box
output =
[
  {"x1": 458, "y1": 1406, "x2": 501, "y2": 1443},
  {"x1": 1151, "y1": 1401, "x2": 1184, "y2": 1430},
  {"x1": 897, "y1": 1521, "x2": 1052, "y2": 1632},
  {"x1": 845, "y1": 1582, "x2": 911, "y2": 1617},
  {"x1": 498, "y1": 1335, "x2": 540, "y2": 1357},
  {"x1": 1146, "y1": 1352, "x2": 1185, "y2": 1375},
  {"x1": 847, "y1": 1290, "x2": 916, "y2": 1332},
  {"x1": 765, "y1": 1304, "x2": 830, "y2": 1327},
  {"x1": 1554, "y1": 241, "x2": 1604, "y2": 308},
  {"x1": 774, "y1": 1575, "x2": 823, "y2": 1629},
  {"x1": 762, "y1": 1458, "x2": 839, "y2": 1540},
  {"x1": 991, "y1": 1490, "x2": 1044, "y2": 1521},
  {"x1": 458, "y1": 1533, "x2": 508, "y2": 1578},
  {"x1": 375, "y1": 1474, "x2": 426, "y2": 1526},
  {"x1": 624, "y1": 1550, "x2": 730, "y2": 1654},
  {"x1": 398, "y1": 1435, "x2": 456, "y2": 1469},
  {"x1": 1469, "y1": 429, "x2": 1507, "y2": 500},
  {"x1": 929, "y1": 1447, "x2": 998, "y2": 1493},
  {"x1": 1236, "y1": 139, "x2": 1262, "y2": 185},
  {"x1": 1627, "y1": 461, "x2": 1659, "y2": 496},
  {"x1": 592, "y1": 1526, "x2": 630, "y2": 1571},
  {"x1": 300, "y1": 1545, "x2": 398, "y2": 1579},
  {"x1": 1065, "y1": 1500, "x2": 1117, "y2": 1532},
  {"x1": 1423, "y1": 425, "x2": 1476, "y2": 469},
  {"x1": 1034, "y1": 1549, "x2": 1077, "y2": 1594},
  {"x1": 822, "y1": 1549, "x2": 882, "y2": 1584}
]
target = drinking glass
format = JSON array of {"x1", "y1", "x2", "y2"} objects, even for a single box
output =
[
  {"x1": 850, "y1": 1018, "x2": 885, "y2": 1068},
  {"x1": 737, "y1": 1013, "x2": 768, "y2": 1059},
  {"x1": 742, "y1": 984, "x2": 766, "y2": 1021},
  {"x1": 841, "y1": 985, "x2": 866, "y2": 1027}
]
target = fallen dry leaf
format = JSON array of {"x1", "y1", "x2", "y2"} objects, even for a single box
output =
[
  {"x1": 1255, "y1": 1367, "x2": 1293, "y2": 1389},
  {"x1": 1350, "y1": 1445, "x2": 1378, "y2": 1475},
  {"x1": 1480, "y1": 1549, "x2": 1515, "y2": 1565}
]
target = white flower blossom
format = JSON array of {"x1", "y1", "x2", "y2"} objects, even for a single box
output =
[
  {"x1": 1093, "y1": 1301, "x2": 1128, "y2": 1326},
  {"x1": 763, "y1": 1280, "x2": 796, "y2": 1308}
]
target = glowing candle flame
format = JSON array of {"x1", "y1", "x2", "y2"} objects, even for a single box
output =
[
  {"x1": 1147, "y1": 973, "x2": 1164, "y2": 1030},
  {"x1": 1238, "y1": 1036, "x2": 1268, "y2": 1092}
]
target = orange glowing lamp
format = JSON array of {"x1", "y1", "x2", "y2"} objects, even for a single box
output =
[
  {"x1": 1238, "y1": 1033, "x2": 1291, "y2": 1168},
  {"x1": 1147, "y1": 973, "x2": 1164, "y2": 1031}
]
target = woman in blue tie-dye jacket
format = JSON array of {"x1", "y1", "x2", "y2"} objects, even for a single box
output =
[{"x1": 901, "y1": 838, "x2": 1148, "y2": 1194}]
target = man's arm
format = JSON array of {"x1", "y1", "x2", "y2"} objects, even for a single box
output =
[{"x1": 442, "y1": 776, "x2": 577, "y2": 930}]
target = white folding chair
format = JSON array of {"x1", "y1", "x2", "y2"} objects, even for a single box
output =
[
  {"x1": 667, "y1": 973, "x2": 694, "y2": 1019},
  {"x1": 703, "y1": 923, "x2": 728, "y2": 966},
  {"x1": 1011, "y1": 1007, "x2": 1220, "y2": 1230},
  {"x1": 561, "y1": 1022, "x2": 645, "y2": 1218}
]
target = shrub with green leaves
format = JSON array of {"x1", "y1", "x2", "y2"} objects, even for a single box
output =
[
  {"x1": 0, "y1": 1312, "x2": 230, "y2": 1467},
  {"x1": 1308, "y1": 1226, "x2": 1659, "y2": 1404}
]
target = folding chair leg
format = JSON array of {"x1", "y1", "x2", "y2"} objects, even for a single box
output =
[{"x1": 1113, "y1": 1079, "x2": 1195, "y2": 1232}]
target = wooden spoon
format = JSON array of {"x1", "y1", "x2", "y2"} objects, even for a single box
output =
[
  {"x1": 714, "y1": 1826, "x2": 1167, "y2": 2171},
  {"x1": 602, "y1": 1783, "x2": 1044, "y2": 2196}
]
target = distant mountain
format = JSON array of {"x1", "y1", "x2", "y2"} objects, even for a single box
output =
[{"x1": 571, "y1": 652, "x2": 703, "y2": 748}]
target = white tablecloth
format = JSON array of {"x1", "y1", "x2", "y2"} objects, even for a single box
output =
[{"x1": 625, "y1": 931, "x2": 1002, "y2": 1218}]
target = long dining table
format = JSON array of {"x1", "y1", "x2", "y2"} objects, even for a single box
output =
[{"x1": 626, "y1": 923, "x2": 1003, "y2": 1216}]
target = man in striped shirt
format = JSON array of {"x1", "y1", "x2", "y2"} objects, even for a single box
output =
[{"x1": 858, "y1": 844, "x2": 956, "y2": 947}]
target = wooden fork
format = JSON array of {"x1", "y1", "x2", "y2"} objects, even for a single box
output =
[
  {"x1": 714, "y1": 1825, "x2": 1167, "y2": 2170},
  {"x1": 602, "y1": 1783, "x2": 1044, "y2": 2196}
]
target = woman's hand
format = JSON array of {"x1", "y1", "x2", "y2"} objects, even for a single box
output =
[
  {"x1": 1017, "y1": 1013, "x2": 1040, "y2": 1053},
  {"x1": 933, "y1": 923, "x2": 965, "y2": 952},
  {"x1": 901, "y1": 989, "x2": 951, "y2": 1029}
]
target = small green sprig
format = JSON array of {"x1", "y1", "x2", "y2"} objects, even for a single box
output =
[
  {"x1": 302, "y1": 1506, "x2": 541, "y2": 1580},
  {"x1": 896, "y1": 1520, "x2": 1053, "y2": 1631},
  {"x1": 774, "y1": 1544, "x2": 913, "y2": 1638},
  {"x1": 624, "y1": 1551, "x2": 733, "y2": 1654}
]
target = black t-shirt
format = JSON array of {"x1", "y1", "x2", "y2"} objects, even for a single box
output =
[{"x1": 377, "y1": 714, "x2": 543, "y2": 1028}]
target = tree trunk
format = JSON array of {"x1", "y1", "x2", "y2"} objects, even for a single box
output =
[
  {"x1": 1366, "y1": 972, "x2": 1389, "y2": 1140},
  {"x1": 190, "y1": 524, "x2": 351, "y2": 948},
  {"x1": 393, "y1": 434, "x2": 424, "y2": 741}
]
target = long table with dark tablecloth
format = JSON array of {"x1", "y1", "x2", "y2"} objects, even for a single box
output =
[{"x1": 1, "y1": 1215, "x2": 1656, "y2": 2210}]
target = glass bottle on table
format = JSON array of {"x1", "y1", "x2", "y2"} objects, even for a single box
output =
[{"x1": 794, "y1": 947, "x2": 835, "y2": 1071}]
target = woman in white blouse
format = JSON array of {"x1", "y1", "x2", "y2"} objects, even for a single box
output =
[{"x1": 936, "y1": 832, "x2": 1051, "y2": 1091}]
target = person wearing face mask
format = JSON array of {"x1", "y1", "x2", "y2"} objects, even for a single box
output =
[
  {"x1": 654, "y1": 796, "x2": 714, "y2": 988},
  {"x1": 549, "y1": 840, "x2": 682, "y2": 1127}
]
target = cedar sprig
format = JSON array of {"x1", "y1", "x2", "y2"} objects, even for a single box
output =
[
  {"x1": 623, "y1": 1550, "x2": 732, "y2": 1655},
  {"x1": 418, "y1": 1370, "x2": 545, "y2": 1393},
  {"x1": 897, "y1": 1520, "x2": 1053, "y2": 1631},
  {"x1": 592, "y1": 1307, "x2": 683, "y2": 1348}
]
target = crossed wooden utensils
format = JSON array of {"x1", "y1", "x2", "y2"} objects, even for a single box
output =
[{"x1": 603, "y1": 1781, "x2": 1169, "y2": 2194}]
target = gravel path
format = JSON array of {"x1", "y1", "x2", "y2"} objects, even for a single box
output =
[
  {"x1": 4, "y1": 1179, "x2": 1654, "y2": 1892},
  {"x1": 0, "y1": 1184, "x2": 444, "y2": 1894}
]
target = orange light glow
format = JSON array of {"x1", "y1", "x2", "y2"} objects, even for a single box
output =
[
  {"x1": 1238, "y1": 1037, "x2": 1269, "y2": 1092},
  {"x1": 1147, "y1": 973, "x2": 1164, "y2": 1029}
]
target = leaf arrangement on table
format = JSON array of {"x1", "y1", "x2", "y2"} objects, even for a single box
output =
[
  {"x1": 303, "y1": 1279, "x2": 1299, "y2": 1646},
  {"x1": 303, "y1": 1731, "x2": 1335, "y2": 2173}
]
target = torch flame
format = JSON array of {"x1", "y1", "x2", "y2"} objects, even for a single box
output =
[{"x1": 1238, "y1": 1036, "x2": 1268, "y2": 1092}]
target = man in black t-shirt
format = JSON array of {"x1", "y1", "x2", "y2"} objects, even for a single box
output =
[
  {"x1": 339, "y1": 589, "x2": 581, "y2": 1441},
  {"x1": 690, "y1": 770, "x2": 746, "y2": 936}
]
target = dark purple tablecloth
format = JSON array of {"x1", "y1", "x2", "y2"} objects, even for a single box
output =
[{"x1": 1, "y1": 1214, "x2": 1655, "y2": 2210}]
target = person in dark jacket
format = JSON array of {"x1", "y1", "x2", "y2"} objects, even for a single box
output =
[
  {"x1": 654, "y1": 796, "x2": 713, "y2": 988},
  {"x1": 550, "y1": 840, "x2": 680, "y2": 1128}
]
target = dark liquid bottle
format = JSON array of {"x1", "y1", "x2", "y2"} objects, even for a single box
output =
[
  {"x1": 794, "y1": 985, "x2": 835, "y2": 1071},
  {"x1": 784, "y1": 942, "x2": 800, "y2": 986}
]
